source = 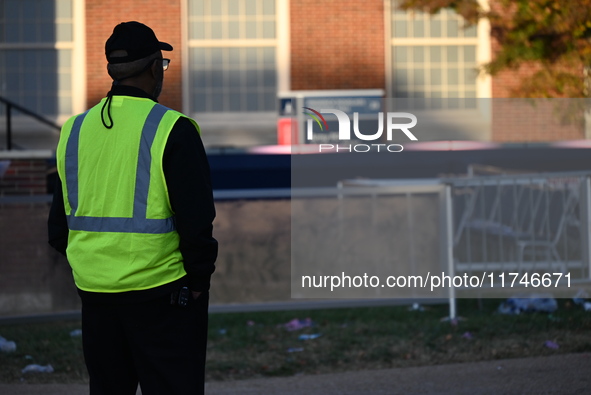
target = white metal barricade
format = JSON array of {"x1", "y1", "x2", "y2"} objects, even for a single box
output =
[{"x1": 330, "y1": 171, "x2": 591, "y2": 318}]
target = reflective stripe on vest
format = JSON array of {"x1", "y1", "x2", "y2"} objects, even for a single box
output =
[{"x1": 65, "y1": 104, "x2": 175, "y2": 234}]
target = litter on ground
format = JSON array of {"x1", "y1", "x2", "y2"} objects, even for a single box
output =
[
  {"x1": 462, "y1": 332, "x2": 474, "y2": 339},
  {"x1": 408, "y1": 303, "x2": 425, "y2": 312},
  {"x1": 498, "y1": 294, "x2": 557, "y2": 314},
  {"x1": 21, "y1": 364, "x2": 54, "y2": 374},
  {"x1": 281, "y1": 318, "x2": 315, "y2": 331},
  {"x1": 544, "y1": 340, "x2": 559, "y2": 350},
  {"x1": 298, "y1": 333, "x2": 322, "y2": 340},
  {"x1": 0, "y1": 335, "x2": 16, "y2": 353}
]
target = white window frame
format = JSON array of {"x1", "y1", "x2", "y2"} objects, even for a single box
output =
[
  {"x1": 0, "y1": 0, "x2": 86, "y2": 127},
  {"x1": 181, "y1": 0, "x2": 290, "y2": 126},
  {"x1": 71, "y1": 0, "x2": 86, "y2": 119},
  {"x1": 384, "y1": 0, "x2": 491, "y2": 99},
  {"x1": 384, "y1": 0, "x2": 492, "y2": 141}
]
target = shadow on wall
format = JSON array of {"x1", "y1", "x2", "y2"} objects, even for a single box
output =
[
  {"x1": 0, "y1": 199, "x2": 292, "y2": 316},
  {"x1": 211, "y1": 199, "x2": 291, "y2": 304}
]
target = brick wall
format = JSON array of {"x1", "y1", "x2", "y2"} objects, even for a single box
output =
[
  {"x1": 488, "y1": 0, "x2": 530, "y2": 100},
  {"x1": 290, "y1": 0, "x2": 385, "y2": 90},
  {"x1": 85, "y1": 0, "x2": 183, "y2": 111},
  {"x1": 491, "y1": 100, "x2": 585, "y2": 142},
  {"x1": 487, "y1": 1, "x2": 585, "y2": 141},
  {"x1": 492, "y1": 63, "x2": 540, "y2": 99},
  {"x1": 489, "y1": 33, "x2": 585, "y2": 141},
  {"x1": 0, "y1": 159, "x2": 48, "y2": 196}
]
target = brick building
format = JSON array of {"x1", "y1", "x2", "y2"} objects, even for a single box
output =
[{"x1": 0, "y1": 0, "x2": 586, "y2": 148}]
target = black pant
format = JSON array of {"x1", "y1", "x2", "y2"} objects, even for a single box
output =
[{"x1": 81, "y1": 291, "x2": 209, "y2": 395}]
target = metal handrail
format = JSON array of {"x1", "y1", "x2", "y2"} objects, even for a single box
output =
[{"x1": 0, "y1": 96, "x2": 61, "y2": 150}]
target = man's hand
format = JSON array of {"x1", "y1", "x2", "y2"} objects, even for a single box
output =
[{"x1": 191, "y1": 291, "x2": 201, "y2": 300}]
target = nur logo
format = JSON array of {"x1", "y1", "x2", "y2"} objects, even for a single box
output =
[
  {"x1": 303, "y1": 107, "x2": 329, "y2": 133},
  {"x1": 303, "y1": 107, "x2": 418, "y2": 152}
]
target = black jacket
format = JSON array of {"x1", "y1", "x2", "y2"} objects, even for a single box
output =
[{"x1": 48, "y1": 85, "x2": 218, "y2": 303}]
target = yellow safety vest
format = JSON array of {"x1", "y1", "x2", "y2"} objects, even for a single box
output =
[{"x1": 56, "y1": 96, "x2": 199, "y2": 293}]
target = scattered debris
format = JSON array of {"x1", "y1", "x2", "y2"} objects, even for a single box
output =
[
  {"x1": 408, "y1": 303, "x2": 425, "y2": 312},
  {"x1": 281, "y1": 318, "x2": 314, "y2": 331},
  {"x1": 21, "y1": 364, "x2": 54, "y2": 374},
  {"x1": 0, "y1": 335, "x2": 16, "y2": 353},
  {"x1": 544, "y1": 340, "x2": 559, "y2": 350},
  {"x1": 440, "y1": 316, "x2": 466, "y2": 325},
  {"x1": 498, "y1": 294, "x2": 557, "y2": 314},
  {"x1": 298, "y1": 333, "x2": 322, "y2": 340},
  {"x1": 572, "y1": 290, "x2": 588, "y2": 306}
]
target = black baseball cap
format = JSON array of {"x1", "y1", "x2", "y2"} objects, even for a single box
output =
[{"x1": 105, "y1": 21, "x2": 172, "y2": 64}]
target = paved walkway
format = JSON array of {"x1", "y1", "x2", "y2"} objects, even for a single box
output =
[{"x1": 0, "y1": 353, "x2": 589, "y2": 394}]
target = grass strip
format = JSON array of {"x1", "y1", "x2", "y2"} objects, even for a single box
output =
[{"x1": 1, "y1": 299, "x2": 590, "y2": 384}]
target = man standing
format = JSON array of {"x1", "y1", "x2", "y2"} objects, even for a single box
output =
[{"x1": 48, "y1": 21, "x2": 217, "y2": 395}]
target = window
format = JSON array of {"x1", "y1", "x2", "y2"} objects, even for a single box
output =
[
  {"x1": 389, "y1": 1, "x2": 488, "y2": 109},
  {"x1": 187, "y1": 0, "x2": 278, "y2": 113},
  {"x1": 0, "y1": 0, "x2": 77, "y2": 118}
]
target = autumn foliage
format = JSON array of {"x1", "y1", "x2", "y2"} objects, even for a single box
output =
[{"x1": 399, "y1": 0, "x2": 591, "y2": 97}]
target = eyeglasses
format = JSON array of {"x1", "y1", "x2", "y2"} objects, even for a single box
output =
[{"x1": 162, "y1": 58, "x2": 170, "y2": 71}]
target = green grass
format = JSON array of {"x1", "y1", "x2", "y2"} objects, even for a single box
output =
[
  {"x1": 1, "y1": 299, "x2": 591, "y2": 384},
  {"x1": 0, "y1": 321, "x2": 86, "y2": 384}
]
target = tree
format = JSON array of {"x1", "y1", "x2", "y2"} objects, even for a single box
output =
[{"x1": 399, "y1": 0, "x2": 591, "y2": 97}]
